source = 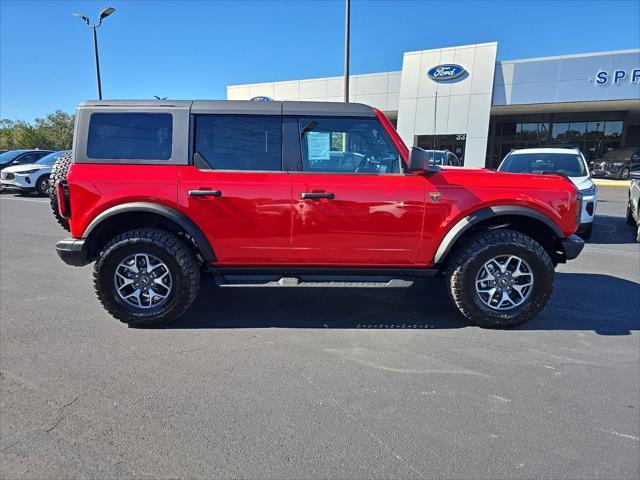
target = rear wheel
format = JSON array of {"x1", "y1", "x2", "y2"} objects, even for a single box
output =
[
  {"x1": 94, "y1": 228, "x2": 200, "y2": 328},
  {"x1": 446, "y1": 229, "x2": 554, "y2": 328},
  {"x1": 49, "y1": 152, "x2": 72, "y2": 231}
]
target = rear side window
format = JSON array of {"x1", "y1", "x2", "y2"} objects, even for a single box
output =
[
  {"x1": 87, "y1": 113, "x2": 172, "y2": 160},
  {"x1": 194, "y1": 115, "x2": 282, "y2": 171}
]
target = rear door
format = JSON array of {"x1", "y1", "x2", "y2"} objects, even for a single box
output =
[
  {"x1": 289, "y1": 117, "x2": 426, "y2": 265},
  {"x1": 178, "y1": 114, "x2": 292, "y2": 265}
]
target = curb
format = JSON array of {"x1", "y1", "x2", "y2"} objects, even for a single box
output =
[{"x1": 593, "y1": 179, "x2": 630, "y2": 188}]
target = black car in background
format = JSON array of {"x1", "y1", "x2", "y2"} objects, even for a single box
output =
[
  {"x1": 0, "y1": 150, "x2": 53, "y2": 170},
  {"x1": 591, "y1": 148, "x2": 640, "y2": 180}
]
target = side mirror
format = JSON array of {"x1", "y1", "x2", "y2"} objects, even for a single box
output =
[{"x1": 407, "y1": 147, "x2": 440, "y2": 175}]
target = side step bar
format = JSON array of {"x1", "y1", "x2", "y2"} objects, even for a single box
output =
[
  {"x1": 208, "y1": 267, "x2": 438, "y2": 289},
  {"x1": 215, "y1": 275, "x2": 414, "y2": 288}
]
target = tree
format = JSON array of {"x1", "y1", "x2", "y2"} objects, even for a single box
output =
[{"x1": 0, "y1": 110, "x2": 74, "y2": 151}]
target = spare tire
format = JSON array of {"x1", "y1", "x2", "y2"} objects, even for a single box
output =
[{"x1": 49, "y1": 151, "x2": 72, "y2": 232}]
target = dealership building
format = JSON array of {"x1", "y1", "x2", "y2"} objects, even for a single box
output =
[{"x1": 227, "y1": 42, "x2": 640, "y2": 167}]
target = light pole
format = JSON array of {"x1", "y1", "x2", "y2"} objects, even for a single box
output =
[
  {"x1": 344, "y1": 0, "x2": 350, "y2": 103},
  {"x1": 72, "y1": 7, "x2": 116, "y2": 100}
]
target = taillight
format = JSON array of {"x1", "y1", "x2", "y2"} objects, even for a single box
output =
[{"x1": 57, "y1": 180, "x2": 69, "y2": 218}]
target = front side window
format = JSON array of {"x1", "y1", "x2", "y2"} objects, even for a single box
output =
[
  {"x1": 87, "y1": 113, "x2": 172, "y2": 160},
  {"x1": 194, "y1": 115, "x2": 282, "y2": 171},
  {"x1": 299, "y1": 118, "x2": 401, "y2": 174}
]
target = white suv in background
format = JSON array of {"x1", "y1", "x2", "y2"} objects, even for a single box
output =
[
  {"x1": 0, "y1": 150, "x2": 69, "y2": 196},
  {"x1": 498, "y1": 148, "x2": 597, "y2": 238}
]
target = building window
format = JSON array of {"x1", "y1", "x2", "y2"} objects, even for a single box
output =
[
  {"x1": 488, "y1": 114, "x2": 627, "y2": 167},
  {"x1": 194, "y1": 115, "x2": 282, "y2": 171}
]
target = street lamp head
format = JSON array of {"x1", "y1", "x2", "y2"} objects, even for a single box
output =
[
  {"x1": 99, "y1": 7, "x2": 115, "y2": 20},
  {"x1": 71, "y1": 13, "x2": 90, "y2": 25}
]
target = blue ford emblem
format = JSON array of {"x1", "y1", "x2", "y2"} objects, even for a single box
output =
[
  {"x1": 427, "y1": 64, "x2": 466, "y2": 82},
  {"x1": 250, "y1": 96, "x2": 273, "y2": 102}
]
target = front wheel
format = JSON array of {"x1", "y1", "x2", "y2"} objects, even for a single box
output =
[
  {"x1": 578, "y1": 223, "x2": 593, "y2": 239},
  {"x1": 35, "y1": 174, "x2": 50, "y2": 196},
  {"x1": 93, "y1": 228, "x2": 201, "y2": 327},
  {"x1": 446, "y1": 230, "x2": 554, "y2": 328},
  {"x1": 620, "y1": 167, "x2": 630, "y2": 180},
  {"x1": 626, "y1": 202, "x2": 635, "y2": 225}
]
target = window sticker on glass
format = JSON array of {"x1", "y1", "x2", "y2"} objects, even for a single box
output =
[{"x1": 307, "y1": 131, "x2": 331, "y2": 161}]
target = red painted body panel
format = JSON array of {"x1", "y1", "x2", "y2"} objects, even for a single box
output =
[
  {"x1": 290, "y1": 173, "x2": 426, "y2": 265},
  {"x1": 66, "y1": 110, "x2": 580, "y2": 268},
  {"x1": 67, "y1": 164, "x2": 181, "y2": 238},
  {"x1": 177, "y1": 167, "x2": 292, "y2": 264}
]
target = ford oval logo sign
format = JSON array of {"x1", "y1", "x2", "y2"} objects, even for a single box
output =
[
  {"x1": 427, "y1": 64, "x2": 467, "y2": 82},
  {"x1": 250, "y1": 96, "x2": 273, "y2": 102}
]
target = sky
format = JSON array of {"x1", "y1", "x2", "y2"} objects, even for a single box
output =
[{"x1": 1, "y1": 0, "x2": 639, "y2": 121}]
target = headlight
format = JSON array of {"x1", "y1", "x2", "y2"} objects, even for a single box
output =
[
  {"x1": 18, "y1": 169, "x2": 40, "y2": 174},
  {"x1": 580, "y1": 185, "x2": 597, "y2": 196}
]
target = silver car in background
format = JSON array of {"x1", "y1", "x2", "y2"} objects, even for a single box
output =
[{"x1": 498, "y1": 148, "x2": 597, "y2": 238}]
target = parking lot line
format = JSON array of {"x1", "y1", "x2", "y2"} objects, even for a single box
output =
[{"x1": 0, "y1": 196, "x2": 48, "y2": 203}]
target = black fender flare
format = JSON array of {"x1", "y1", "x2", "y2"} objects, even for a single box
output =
[
  {"x1": 433, "y1": 205, "x2": 564, "y2": 264},
  {"x1": 83, "y1": 202, "x2": 215, "y2": 262}
]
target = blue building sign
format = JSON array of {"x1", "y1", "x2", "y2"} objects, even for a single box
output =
[
  {"x1": 595, "y1": 68, "x2": 640, "y2": 84},
  {"x1": 427, "y1": 64, "x2": 467, "y2": 82}
]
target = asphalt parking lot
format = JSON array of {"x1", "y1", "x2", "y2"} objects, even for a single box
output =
[{"x1": 1, "y1": 185, "x2": 638, "y2": 479}]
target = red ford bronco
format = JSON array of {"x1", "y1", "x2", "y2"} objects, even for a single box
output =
[{"x1": 50, "y1": 100, "x2": 584, "y2": 328}]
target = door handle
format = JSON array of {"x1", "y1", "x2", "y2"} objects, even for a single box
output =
[
  {"x1": 301, "y1": 192, "x2": 335, "y2": 200},
  {"x1": 188, "y1": 189, "x2": 222, "y2": 197}
]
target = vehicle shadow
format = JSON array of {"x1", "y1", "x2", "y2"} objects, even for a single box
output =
[
  {"x1": 169, "y1": 273, "x2": 639, "y2": 335},
  {"x1": 588, "y1": 214, "x2": 637, "y2": 245}
]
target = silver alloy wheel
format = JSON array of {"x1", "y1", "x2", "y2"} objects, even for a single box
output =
[
  {"x1": 39, "y1": 177, "x2": 50, "y2": 194},
  {"x1": 475, "y1": 255, "x2": 534, "y2": 311},
  {"x1": 114, "y1": 253, "x2": 172, "y2": 309}
]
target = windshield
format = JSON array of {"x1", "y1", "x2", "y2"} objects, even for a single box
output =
[
  {"x1": 601, "y1": 148, "x2": 635, "y2": 161},
  {"x1": 0, "y1": 151, "x2": 23, "y2": 163},
  {"x1": 426, "y1": 151, "x2": 446, "y2": 165},
  {"x1": 499, "y1": 152, "x2": 586, "y2": 177},
  {"x1": 36, "y1": 151, "x2": 66, "y2": 165}
]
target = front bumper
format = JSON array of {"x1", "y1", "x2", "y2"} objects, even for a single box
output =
[
  {"x1": 1, "y1": 174, "x2": 35, "y2": 190},
  {"x1": 1, "y1": 180, "x2": 33, "y2": 192},
  {"x1": 579, "y1": 193, "x2": 597, "y2": 224},
  {"x1": 56, "y1": 237, "x2": 90, "y2": 266},
  {"x1": 591, "y1": 166, "x2": 625, "y2": 178},
  {"x1": 560, "y1": 234, "x2": 585, "y2": 261}
]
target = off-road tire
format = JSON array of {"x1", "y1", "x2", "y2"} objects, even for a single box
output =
[
  {"x1": 446, "y1": 229, "x2": 554, "y2": 328},
  {"x1": 35, "y1": 174, "x2": 50, "y2": 197},
  {"x1": 94, "y1": 228, "x2": 200, "y2": 328},
  {"x1": 49, "y1": 151, "x2": 72, "y2": 231}
]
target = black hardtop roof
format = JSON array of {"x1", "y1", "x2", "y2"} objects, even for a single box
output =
[{"x1": 78, "y1": 100, "x2": 376, "y2": 117}]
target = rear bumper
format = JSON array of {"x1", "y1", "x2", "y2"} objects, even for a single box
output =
[
  {"x1": 56, "y1": 237, "x2": 90, "y2": 266},
  {"x1": 560, "y1": 234, "x2": 585, "y2": 261}
]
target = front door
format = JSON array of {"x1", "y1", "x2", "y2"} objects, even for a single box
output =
[
  {"x1": 290, "y1": 117, "x2": 425, "y2": 265},
  {"x1": 178, "y1": 114, "x2": 291, "y2": 265}
]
